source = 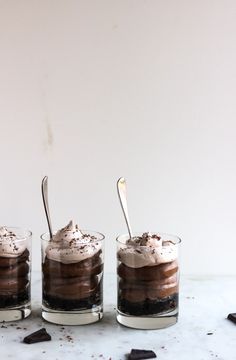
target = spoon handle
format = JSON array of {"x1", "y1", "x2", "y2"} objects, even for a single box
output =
[
  {"x1": 117, "y1": 177, "x2": 133, "y2": 239},
  {"x1": 41, "y1": 176, "x2": 53, "y2": 240}
]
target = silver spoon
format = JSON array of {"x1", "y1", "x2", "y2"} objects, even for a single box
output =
[
  {"x1": 117, "y1": 177, "x2": 133, "y2": 239},
  {"x1": 41, "y1": 176, "x2": 53, "y2": 240}
]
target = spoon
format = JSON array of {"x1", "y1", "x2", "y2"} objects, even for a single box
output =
[
  {"x1": 41, "y1": 176, "x2": 53, "y2": 240},
  {"x1": 117, "y1": 177, "x2": 133, "y2": 239}
]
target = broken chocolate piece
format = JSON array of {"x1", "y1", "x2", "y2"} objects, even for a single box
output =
[
  {"x1": 128, "y1": 349, "x2": 157, "y2": 360},
  {"x1": 227, "y1": 313, "x2": 236, "y2": 324},
  {"x1": 23, "y1": 328, "x2": 51, "y2": 344}
]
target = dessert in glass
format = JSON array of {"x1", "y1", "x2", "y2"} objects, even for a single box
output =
[
  {"x1": 117, "y1": 232, "x2": 180, "y2": 329},
  {"x1": 41, "y1": 220, "x2": 104, "y2": 325},
  {"x1": 0, "y1": 226, "x2": 31, "y2": 322}
]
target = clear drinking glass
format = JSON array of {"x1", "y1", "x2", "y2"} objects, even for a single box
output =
[
  {"x1": 41, "y1": 231, "x2": 105, "y2": 325},
  {"x1": 116, "y1": 232, "x2": 181, "y2": 329},
  {"x1": 0, "y1": 227, "x2": 32, "y2": 322}
]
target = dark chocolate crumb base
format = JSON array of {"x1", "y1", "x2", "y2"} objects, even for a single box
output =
[
  {"x1": 43, "y1": 291, "x2": 102, "y2": 311},
  {"x1": 118, "y1": 293, "x2": 178, "y2": 316},
  {"x1": 0, "y1": 289, "x2": 30, "y2": 308}
]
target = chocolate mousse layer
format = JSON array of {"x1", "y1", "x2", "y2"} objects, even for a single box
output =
[
  {"x1": 118, "y1": 260, "x2": 178, "y2": 281},
  {"x1": 0, "y1": 249, "x2": 30, "y2": 307},
  {"x1": 43, "y1": 251, "x2": 103, "y2": 311}
]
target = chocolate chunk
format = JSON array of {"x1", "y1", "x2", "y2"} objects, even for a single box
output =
[
  {"x1": 128, "y1": 349, "x2": 157, "y2": 360},
  {"x1": 23, "y1": 328, "x2": 51, "y2": 344},
  {"x1": 227, "y1": 313, "x2": 236, "y2": 324}
]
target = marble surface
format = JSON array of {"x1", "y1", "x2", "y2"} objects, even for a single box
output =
[{"x1": 1, "y1": 273, "x2": 236, "y2": 360}]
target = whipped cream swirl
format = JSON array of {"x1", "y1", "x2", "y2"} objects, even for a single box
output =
[
  {"x1": 45, "y1": 220, "x2": 101, "y2": 264},
  {"x1": 0, "y1": 226, "x2": 26, "y2": 258},
  {"x1": 118, "y1": 232, "x2": 178, "y2": 268}
]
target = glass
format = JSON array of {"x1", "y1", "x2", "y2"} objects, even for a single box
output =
[
  {"x1": 0, "y1": 227, "x2": 32, "y2": 322},
  {"x1": 116, "y1": 232, "x2": 181, "y2": 329},
  {"x1": 41, "y1": 231, "x2": 105, "y2": 325}
]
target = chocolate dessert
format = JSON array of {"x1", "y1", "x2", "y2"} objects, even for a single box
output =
[
  {"x1": 0, "y1": 227, "x2": 30, "y2": 308},
  {"x1": 117, "y1": 232, "x2": 179, "y2": 316},
  {"x1": 42, "y1": 221, "x2": 104, "y2": 311}
]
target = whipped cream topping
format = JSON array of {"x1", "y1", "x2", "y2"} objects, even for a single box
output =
[
  {"x1": 0, "y1": 226, "x2": 26, "y2": 258},
  {"x1": 118, "y1": 232, "x2": 178, "y2": 268},
  {"x1": 45, "y1": 220, "x2": 102, "y2": 264}
]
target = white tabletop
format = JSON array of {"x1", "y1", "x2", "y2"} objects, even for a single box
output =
[{"x1": 1, "y1": 273, "x2": 236, "y2": 360}]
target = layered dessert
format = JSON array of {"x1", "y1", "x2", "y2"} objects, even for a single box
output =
[
  {"x1": 117, "y1": 232, "x2": 179, "y2": 316},
  {"x1": 42, "y1": 221, "x2": 104, "y2": 311},
  {"x1": 0, "y1": 227, "x2": 30, "y2": 308}
]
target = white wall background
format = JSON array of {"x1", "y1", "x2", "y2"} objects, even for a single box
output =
[{"x1": 0, "y1": 0, "x2": 236, "y2": 275}]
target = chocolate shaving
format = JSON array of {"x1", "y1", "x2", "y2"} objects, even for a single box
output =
[{"x1": 23, "y1": 328, "x2": 51, "y2": 344}]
